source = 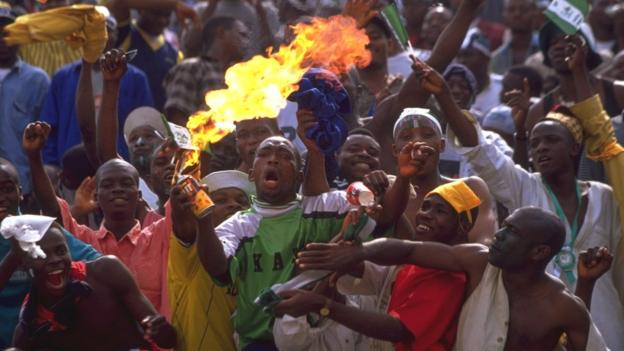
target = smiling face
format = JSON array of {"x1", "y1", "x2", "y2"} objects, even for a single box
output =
[
  {"x1": 127, "y1": 126, "x2": 165, "y2": 176},
  {"x1": 529, "y1": 121, "x2": 579, "y2": 177},
  {"x1": 26, "y1": 225, "x2": 72, "y2": 299},
  {"x1": 393, "y1": 118, "x2": 444, "y2": 177},
  {"x1": 95, "y1": 160, "x2": 140, "y2": 221},
  {"x1": 210, "y1": 187, "x2": 250, "y2": 225},
  {"x1": 250, "y1": 137, "x2": 302, "y2": 205},
  {"x1": 413, "y1": 195, "x2": 464, "y2": 244},
  {"x1": 337, "y1": 134, "x2": 381, "y2": 183},
  {"x1": 0, "y1": 163, "x2": 20, "y2": 223}
]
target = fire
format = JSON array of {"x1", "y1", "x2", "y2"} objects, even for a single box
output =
[{"x1": 185, "y1": 15, "x2": 371, "y2": 162}]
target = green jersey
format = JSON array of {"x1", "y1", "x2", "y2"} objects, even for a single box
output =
[{"x1": 215, "y1": 191, "x2": 360, "y2": 348}]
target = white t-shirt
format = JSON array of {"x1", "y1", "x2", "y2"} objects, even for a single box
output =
[{"x1": 471, "y1": 73, "x2": 502, "y2": 123}]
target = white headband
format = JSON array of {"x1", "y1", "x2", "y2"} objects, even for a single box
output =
[{"x1": 393, "y1": 108, "x2": 443, "y2": 140}]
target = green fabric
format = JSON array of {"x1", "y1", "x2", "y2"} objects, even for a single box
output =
[
  {"x1": 381, "y1": 2, "x2": 410, "y2": 50},
  {"x1": 223, "y1": 200, "x2": 347, "y2": 349},
  {"x1": 543, "y1": 0, "x2": 588, "y2": 35}
]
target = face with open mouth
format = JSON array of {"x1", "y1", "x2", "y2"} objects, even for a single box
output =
[
  {"x1": 337, "y1": 134, "x2": 381, "y2": 183},
  {"x1": 251, "y1": 137, "x2": 301, "y2": 205},
  {"x1": 413, "y1": 195, "x2": 462, "y2": 244},
  {"x1": 95, "y1": 160, "x2": 140, "y2": 220},
  {"x1": 529, "y1": 121, "x2": 578, "y2": 176},
  {"x1": 27, "y1": 226, "x2": 72, "y2": 298}
]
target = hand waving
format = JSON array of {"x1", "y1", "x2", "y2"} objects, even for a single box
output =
[
  {"x1": 412, "y1": 58, "x2": 446, "y2": 96},
  {"x1": 23, "y1": 122, "x2": 51, "y2": 157},
  {"x1": 577, "y1": 247, "x2": 613, "y2": 282},
  {"x1": 342, "y1": 0, "x2": 379, "y2": 28},
  {"x1": 504, "y1": 78, "x2": 531, "y2": 133},
  {"x1": 72, "y1": 177, "x2": 98, "y2": 217},
  {"x1": 100, "y1": 49, "x2": 128, "y2": 83}
]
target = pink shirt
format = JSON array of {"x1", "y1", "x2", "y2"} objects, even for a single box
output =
[{"x1": 58, "y1": 198, "x2": 172, "y2": 317}]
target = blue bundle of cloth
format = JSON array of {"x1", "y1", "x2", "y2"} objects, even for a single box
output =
[{"x1": 288, "y1": 68, "x2": 351, "y2": 155}]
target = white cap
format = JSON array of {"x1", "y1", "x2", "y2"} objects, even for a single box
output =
[
  {"x1": 201, "y1": 170, "x2": 256, "y2": 196},
  {"x1": 0, "y1": 215, "x2": 56, "y2": 259},
  {"x1": 123, "y1": 107, "x2": 167, "y2": 143}
]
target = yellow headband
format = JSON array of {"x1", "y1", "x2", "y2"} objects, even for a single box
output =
[
  {"x1": 545, "y1": 112, "x2": 583, "y2": 145},
  {"x1": 426, "y1": 180, "x2": 482, "y2": 224}
]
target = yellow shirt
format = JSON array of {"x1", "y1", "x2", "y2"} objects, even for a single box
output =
[
  {"x1": 18, "y1": 41, "x2": 83, "y2": 77},
  {"x1": 168, "y1": 235, "x2": 237, "y2": 351},
  {"x1": 570, "y1": 94, "x2": 624, "y2": 304}
]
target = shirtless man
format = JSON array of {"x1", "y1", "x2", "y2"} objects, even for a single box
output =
[
  {"x1": 9, "y1": 223, "x2": 176, "y2": 350},
  {"x1": 297, "y1": 207, "x2": 610, "y2": 350}
]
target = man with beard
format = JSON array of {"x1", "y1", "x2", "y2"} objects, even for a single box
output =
[
  {"x1": 1, "y1": 220, "x2": 176, "y2": 350},
  {"x1": 167, "y1": 170, "x2": 254, "y2": 350},
  {"x1": 415, "y1": 54, "x2": 624, "y2": 349},
  {"x1": 0, "y1": 159, "x2": 99, "y2": 348},
  {"x1": 24, "y1": 122, "x2": 173, "y2": 316},
  {"x1": 273, "y1": 179, "x2": 480, "y2": 351},
  {"x1": 296, "y1": 207, "x2": 610, "y2": 351}
]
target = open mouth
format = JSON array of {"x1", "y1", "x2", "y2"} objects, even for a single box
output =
[
  {"x1": 111, "y1": 197, "x2": 129, "y2": 205},
  {"x1": 351, "y1": 161, "x2": 372, "y2": 172},
  {"x1": 537, "y1": 155, "x2": 552, "y2": 166},
  {"x1": 263, "y1": 169, "x2": 280, "y2": 190},
  {"x1": 46, "y1": 269, "x2": 67, "y2": 290},
  {"x1": 415, "y1": 224, "x2": 432, "y2": 233}
]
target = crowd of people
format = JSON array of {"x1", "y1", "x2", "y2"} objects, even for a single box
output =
[{"x1": 0, "y1": 0, "x2": 623, "y2": 350}]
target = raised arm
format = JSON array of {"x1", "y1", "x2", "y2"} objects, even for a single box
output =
[
  {"x1": 196, "y1": 214, "x2": 231, "y2": 284},
  {"x1": 575, "y1": 247, "x2": 613, "y2": 309},
  {"x1": 95, "y1": 255, "x2": 177, "y2": 348},
  {"x1": 23, "y1": 122, "x2": 62, "y2": 222},
  {"x1": 297, "y1": 109, "x2": 330, "y2": 196},
  {"x1": 506, "y1": 79, "x2": 531, "y2": 169},
  {"x1": 297, "y1": 238, "x2": 487, "y2": 277},
  {"x1": 413, "y1": 59, "x2": 479, "y2": 146},
  {"x1": 75, "y1": 60, "x2": 99, "y2": 168},
  {"x1": 97, "y1": 49, "x2": 128, "y2": 163}
]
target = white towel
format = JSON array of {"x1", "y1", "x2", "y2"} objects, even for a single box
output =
[{"x1": 0, "y1": 215, "x2": 56, "y2": 259}]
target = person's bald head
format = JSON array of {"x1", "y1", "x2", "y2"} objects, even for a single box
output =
[
  {"x1": 95, "y1": 159, "x2": 140, "y2": 187},
  {"x1": 489, "y1": 207, "x2": 565, "y2": 270},
  {"x1": 94, "y1": 159, "x2": 140, "y2": 220},
  {"x1": 0, "y1": 158, "x2": 20, "y2": 185}
]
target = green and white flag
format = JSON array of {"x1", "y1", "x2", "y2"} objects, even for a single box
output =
[
  {"x1": 381, "y1": 1, "x2": 410, "y2": 50},
  {"x1": 544, "y1": 0, "x2": 588, "y2": 35},
  {"x1": 161, "y1": 114, "x2": 198, "y2": 150}
]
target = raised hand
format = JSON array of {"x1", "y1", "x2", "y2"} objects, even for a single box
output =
[
  {"x1": 100, "y1": 49, "x2": 128, "y2": 83},
  {"x1": 22, "y1": 122, "x2": 51, "y2": 157},
  {"x1": 397, "y1": 142, "x2": 435, "y2": 178},
  {"x1": 296, "y1": 109, "x2": 321, "y2": 154},
  {"x1": 296, "y1": 240, "x2": 364, "y2": 273},
  {"x1": 175, "y1": 1, "x2": 200, "y2": 29},
  {"x1": 362, "y1": 170, "x2": 389, "y2": 196},
  {"x1": 564, "y1": 34, "x2": 588, "y2": 73},
  {"x1": 141, "y1": 314, "x2": 177, "y2": 348},
  {"x1": 504, "y1": 78, "x2": 531, "y2": 134},
  {"x1": 342, "y1": 0, "x2": 379, "y2": 28},
  {"x1": 578, "y1": 247, "x2": 613, "y2": 282},
  {"x1": 71, "y1": 177, "x2": 98, "y2": 218},
  {"x1": 412, "y1": 58, "x2": 446, "y2": 96}
]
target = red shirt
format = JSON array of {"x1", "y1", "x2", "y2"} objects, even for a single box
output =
[{"x1": 387, "y1": 265, "x2": 467, "y2": 351}]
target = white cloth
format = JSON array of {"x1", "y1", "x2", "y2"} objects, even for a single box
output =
[
  {"x1": 273, "y1": 295, "x2": 363, "y2": 351},
  {"x1": 447, "y1": 122, "x2": 624, "y2": 351},
  {"x1": 471, "y1": 73, "x2": 502, "y2": 122},
  {"x1": 139, "y1": 177, "x2": 159, "y2": 210},
  {"x1": 440, "y1": 129, "x2": 513, "y2": 178},
  {"x1": 387, "y1": 50, "x2": 430, "y2": 80},
  {"x1": 0, "y1": 215, "x2": 56, "y2": 259},
  {"x1": 336, "y1": 262, "x2": 399, "y2": 351},
  {"x1": 454, "y1": 264, "x2": 609, "y2": 351}
]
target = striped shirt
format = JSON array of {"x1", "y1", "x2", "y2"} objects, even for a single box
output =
[{"x1": 18, "y1": 40, "x2": 83, "y2": 77}]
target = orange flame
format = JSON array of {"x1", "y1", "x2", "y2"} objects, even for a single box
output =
[{"x1": 185, "y1": 15, "x2": 370, "y2": 165}]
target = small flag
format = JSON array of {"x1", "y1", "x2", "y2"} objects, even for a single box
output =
[
  {"x1": 544, "y1": 0, "x2": 588, "y2": 35},
  {"x1": 161, "y1": 115, "x2": 198, "y2": 150},
  {"x1": 381, "y1": 2, "x2": 410, "y2": 51}
]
